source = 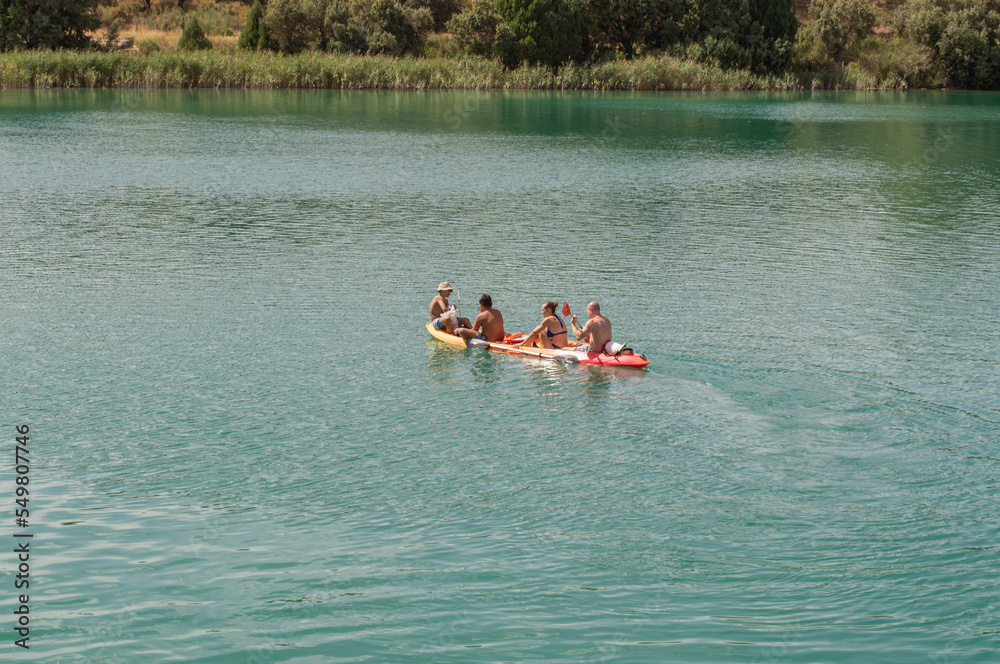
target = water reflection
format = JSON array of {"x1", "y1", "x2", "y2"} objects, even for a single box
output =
[
  {"x1": 522, "y1": 358, "x2": 573, "y2": 390},
  {"x1": 470, "y1": 348, "x2": 503, "y2": 382},
  {"x1": 426, "y1": 336, "x2": 508, "y2": 384},
  {"x1": 425, "y1": 339, "x2": 461, "y2": 378}
]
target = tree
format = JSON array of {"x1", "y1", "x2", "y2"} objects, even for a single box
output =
[
  {"x1": 896, "y1": 0, "x2": 1000, "y2": 88},
  {"x1": 358, "y1": 0, "x2": 432, "y2": 54},
  {"x1": 239, "y1": 0, "x2": 275, "y2": 49},
  {"x1": 404, "y1": 0, "x2": 462, "y2": 32},
  {"x1": 447, "y1": 0, "x2": 518, "y2": 65},
  {"x1": 178, "y1": 16, "x2": 213, "y2": 50},
  {"x1": 350, "y1": 0, "x2": 432, "y2": 55},
  {"x1": 753, "y1": 0, "x2": 798, "y2": 44},
  {"x1": 936, "y1": 4, "x2": 1000, "y2": 88},
  {"x1": 803, "y1": 0, "x2": 875, "y2": 58},
  {"x1": 685, "y1": 0, "x2": 796, "y2": 73},
  {"x1": 324, "y1": 0, "x2": 368, "y2": 52},
  {"x1": 578, "y1": 0, "x2": 687, "y2": 58},
  {"x1": 0, "y1": 0, "x2": 98, "y2": 50},
  {"x1": 265, "y1": 0, "x2": 313, "y2": 52},
  {"x1": 494, "y1": 0, "x2": 584, "y2": 67}
]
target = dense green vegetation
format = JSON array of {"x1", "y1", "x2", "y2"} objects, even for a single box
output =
[
  {"x1": 1, "y1": 0, "x2": 999, "y2": 88},
  {"x1": 0, "y1": 48, "x2": 804, "y2": 88},
  {"x1": 0, "y1": 45, "x2": 951, "y2": 88},
  {"x1": 238, "y1": 0, "x2": 274, "y2": 49},
  {"x1": 795, "y1": 0, "x2": 1000, "y2": 88},
  {"x1": 1, "y1": 0, "x2": 98, "y2": 49},
  {"x1": 178, "y1": 16, "x2": 213, "y2": 49}
]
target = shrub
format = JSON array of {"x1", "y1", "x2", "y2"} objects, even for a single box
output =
[
  {"x1": 793, "y1": 28, "x2": 833, "y2": 69},
  {"x1": 138, "y1": 38, "x2": 162, "y2": 54},
  {"x1": 367, "y1": 27, "x2": 398, "y2": 53},
  {"x1": 178, "y1": 16, "x2": 213, "y2": 50},
  {"x1": 802, "y1": 0, "x2": 877, "y2": 59},
  {"x1": 853, "y1": 35, "x2": 942, "y2": 86},
  {"x1": 423, "y1": 31, "x2": 462, "y2": 56},
  {"x1": 130, "y1": 0, "x2": 246, "y2": 35},
  {"x1": 894, "y1": 0, "x2": 948, "y2": 47},
  {"x1": 404, "y1": 0, "x2": 462, "y2": 32}
]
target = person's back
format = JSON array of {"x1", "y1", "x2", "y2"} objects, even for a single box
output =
[
  {"x1": 457, "y1": 294, "x2": 505, "y2": 343},
  {"x1": 587, "y1": 313, "x2": 611, "y2": 352},
  {"x1": 479, "y1": 306, "x2": 505, "y2": 342},
  {"x1": 571, "y1": 301, "x2": 613, "y2": 353}
]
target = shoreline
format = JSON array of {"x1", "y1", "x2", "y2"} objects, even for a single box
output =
[{"x1": 0, "y1": 50, "x2": 936, "y2": 91}]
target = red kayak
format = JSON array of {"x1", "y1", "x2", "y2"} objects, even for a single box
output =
[{"x1": 427, "y1": 322, "x2": 650, "y2": 368}]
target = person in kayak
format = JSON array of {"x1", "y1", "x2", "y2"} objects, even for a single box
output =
[
  {"x1": 430, "y1": 281, "x2": 470, "y2": 334},
  {"x1": 519, "y1": 301, "x2": 568, "y2": 349},
  {"x1": 456, "y1": 294, "x2": 505, "y2": 343},
  {"x1": 570, "y1": 301, "x2": 614, "y2": 354}
]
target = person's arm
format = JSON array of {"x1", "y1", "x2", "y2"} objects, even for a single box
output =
[
  {"x1": 472, "y1": 312, "x2": 486, "y2": 333},
  {"x1": 520, "y1": 320, "x2": 548, "y2": 346},
  {"x1": 570, "y1": 315, "x2": 590, "y2": 341}
]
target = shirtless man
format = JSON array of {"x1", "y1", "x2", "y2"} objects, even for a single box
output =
[
  {"x1": 429, "y1": 281, "x2": 470, "y2": 334},
  {"x1": 456, "y1": 294, "x2": 505, "y2": 343},
  {"x1": 570, "y1": 301, "x2": 614, "y2": 354}
]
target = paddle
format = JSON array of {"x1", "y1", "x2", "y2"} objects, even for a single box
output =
[
  {"x1": 563, "y1": 299, "x2": 583, "y2": 343},
  {"x1": 467, "y1": 337, "x2": 580, "y2": 364}
]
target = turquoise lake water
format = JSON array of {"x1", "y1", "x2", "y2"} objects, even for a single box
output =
[{"x1": 2, "y1": 89, "x2": 999, "y2": 663}]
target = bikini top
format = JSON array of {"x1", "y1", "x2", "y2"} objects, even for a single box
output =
[{"x1": 546, "y1": 315, "x2": 567, "y2": 339}]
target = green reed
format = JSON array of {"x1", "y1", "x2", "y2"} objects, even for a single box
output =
[{"x1": 0, "y1": 50, "x2": 915, "y2": 90}]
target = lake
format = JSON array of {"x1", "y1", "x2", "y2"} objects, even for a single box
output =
[{"x1": 2, "y1": 89, "x2": 999, "y2": 663}]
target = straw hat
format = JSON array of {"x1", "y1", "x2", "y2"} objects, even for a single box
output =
[{"x1": 437, "y1": 282, "x2": 454, "y2": 292}]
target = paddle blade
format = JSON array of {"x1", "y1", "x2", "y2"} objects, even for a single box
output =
[
  {"x1": 554, "y1": 352, "x2": 580, "y2": 364},
  {"x1": 562, "y1": 300, "x2": 571, "y2": 317}
]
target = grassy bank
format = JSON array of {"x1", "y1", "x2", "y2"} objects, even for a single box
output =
[{"x1": 0, "y1": 49, "x2": 925, "y2": 90}]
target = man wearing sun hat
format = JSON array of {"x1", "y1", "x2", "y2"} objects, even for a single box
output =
[{"x1": 429, "y1": 282, "x2": 470, "y2": 334}]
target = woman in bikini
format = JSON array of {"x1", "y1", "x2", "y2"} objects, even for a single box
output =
[{"x1": 519, "y1": 301, "x2": 569, "y2": 349}]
